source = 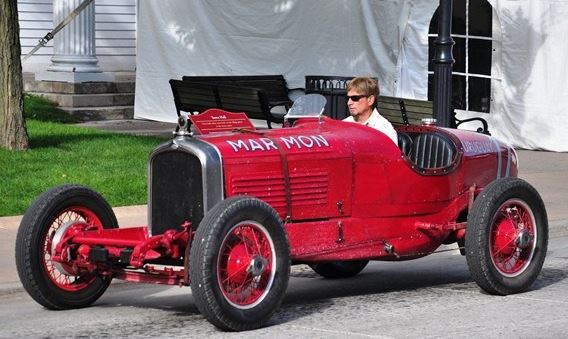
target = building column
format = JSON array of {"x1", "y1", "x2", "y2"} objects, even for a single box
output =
[{"x1": 37, "y1": 0, "x2": 113, "y2": 83}]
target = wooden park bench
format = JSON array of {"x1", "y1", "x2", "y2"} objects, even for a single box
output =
[
  {"x1": 378, "y1": 96, "x2": 489, "y2": 134},
  {"x1": 181, "y1": 75, "x2": 303, "y2": 111},
  {"x1": 377, "y1": 96, "x2": 433, "y2": 125},
  {"x1": 169, "y1": 80, "x2": 283, "y2": 129}
]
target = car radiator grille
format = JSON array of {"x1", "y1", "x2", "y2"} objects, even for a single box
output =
[{"x1": 150, "y1": 150, "x2": 204, "y2": 235}]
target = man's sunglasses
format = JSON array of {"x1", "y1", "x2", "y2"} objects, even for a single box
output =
[{"x1": 346, "y1": 95, "x2": 369, "y2": 102}]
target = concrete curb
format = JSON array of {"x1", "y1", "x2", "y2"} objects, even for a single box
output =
[{"x1": 0, "y1": 283, "x2": 24, "y2": 297}]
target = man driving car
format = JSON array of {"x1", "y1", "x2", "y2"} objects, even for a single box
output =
[{"x1": 343, "y1": 76, "x2": 398, "y2": 144}]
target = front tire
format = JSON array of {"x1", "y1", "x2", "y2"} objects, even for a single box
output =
[
  {"x1": 15, "y1": 185, "x2": 118, "y2": 309},
  {"x1": 189, "y1": 196, "x2": 290, "y2": 331},
  {"x1": 465, "y1": 178, "x2": 548, "y2": 295}
]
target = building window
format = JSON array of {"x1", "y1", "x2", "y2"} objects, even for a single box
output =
[{"x1": 428, "y1": 0, "x2": 500, "y2": 114}]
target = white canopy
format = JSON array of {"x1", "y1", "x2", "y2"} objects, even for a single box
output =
[
  {"x1": 135, "y1": 0, "x2": 568, "y2": 151},
  {"x1": 481, "y1": 0, "x2": 568, "y2": 151}
]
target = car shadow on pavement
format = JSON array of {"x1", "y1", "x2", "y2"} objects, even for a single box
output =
[
  {"x1": 531, "y1": 267, "x2": 568, "y2": 291},
  {"x1": 272, "y1": 258, "x2": 474, "y2": 325},
  {"x1": 95, "y1": 283, "x2": 200, "y2": 314},
  {"x1": 87, "y1": 254, "x2": 564, "y2": 329}
]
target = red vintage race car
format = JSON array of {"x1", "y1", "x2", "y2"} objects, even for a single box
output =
[{"x1": 15, "y1": 94, "x2": 548, "y2": 331}]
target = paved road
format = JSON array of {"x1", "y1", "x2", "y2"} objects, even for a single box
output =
[
  {"x1": 1, "y1": 146, "x2": 568, "y2": 337},
  {"x1": 1, "y1": 236, "x2": 566, "y2": 338}
]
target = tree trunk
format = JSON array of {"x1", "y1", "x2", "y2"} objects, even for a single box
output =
[{"x1": 0, "y1": 0, "x2": 29, "y2": 150}]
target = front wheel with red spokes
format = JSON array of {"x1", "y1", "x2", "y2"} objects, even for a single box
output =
[
  {"x1": 217, "y1": 221, "x2": 276, "y2": 309},
  {"x1": 190, "y1": 196, "x2": 290, "y2": 331},
  {"x1": 15, "y1": 185, "x2": 118, "y2": 309},
  {"x1": 465, "y1": 178, "x2": 548, "y2": 295}
]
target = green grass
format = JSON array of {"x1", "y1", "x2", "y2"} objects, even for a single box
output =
[
  {"x1": 0, "y1": 96, "x2": 167, "y2": 217},
  {"x1": 23, "y1": 93, "x2": 81, "y2": 123}
]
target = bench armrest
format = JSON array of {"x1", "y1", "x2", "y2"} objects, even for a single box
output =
[{"x1": 455, "y1": 117, "x2": 490, "y2": 135}]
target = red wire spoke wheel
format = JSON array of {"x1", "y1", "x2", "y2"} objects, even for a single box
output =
[
  {"x1": 15, "y1": 185, "x2": 118, "y2": 309},
  {"x1": 465, "y1": 178, "x2": 548, "y2": 295},
  {"x1": 217, "y1": 221, "x2": 275, "y2": 308},
  {"x1": 190, "y1": 196, "x2": 290, "y2": 331},
  {"x1": 489, "y1": 199, "x2": 536, "y2": 277},
  {"x1": 42, "y1": 207, "x2": 102, "y2": 291}
]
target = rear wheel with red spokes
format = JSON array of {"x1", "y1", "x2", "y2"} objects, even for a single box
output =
[
  {"x1": 489, "y1": 199, "x2": 536, "y2": 277},
  {"x1": 15, "y1": 185, "x2": 118, "y2": 309},
  {"x1": 190, "y1": 196, "x2": 290, "y2": 331},
  {"x1": 465, "y1": 178, "x2": 548, "y2": 295}
]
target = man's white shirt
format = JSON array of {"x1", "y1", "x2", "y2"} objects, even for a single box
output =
[{"x1": 343, "y1": 108, "x2": 398, "y2": 145}]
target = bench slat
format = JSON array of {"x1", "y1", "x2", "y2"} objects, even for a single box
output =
[
  {"x1": 182, "y1": 75, "x2": 295, "y2": 110},
  {"x1": 376, "y1": 96, "x2": 433, "y2": 125},
  {"x1": 170, "y1": 79, "x2": 281, "y2": 128}
]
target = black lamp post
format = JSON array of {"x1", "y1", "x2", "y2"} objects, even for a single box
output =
[{"x1": 432, "y1": 0, "x2": 454, "y2": 128}]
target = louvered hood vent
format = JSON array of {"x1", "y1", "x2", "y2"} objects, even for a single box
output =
[{"x1": 230, "y1": 170, "x2": 329, "y2": 216}]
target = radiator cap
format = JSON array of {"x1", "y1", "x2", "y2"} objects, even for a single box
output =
[
  {"x1": 175, "y1": 113, "x2": 192, "y2": 136},
  {"x1": 421, "y1": 118, "x2": 437, "y2": 126}
]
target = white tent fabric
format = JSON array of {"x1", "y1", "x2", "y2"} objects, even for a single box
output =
[
  {"x1": 394, "y1": 1, "x2": 437, "y2": 100},
  {"x1": 136, "y1": 0, "x2": 568, "y2": 151},
  {"x1": 482, "y1": 0, "x2": 568, "y2": 151},
  {"x1": 135, "y1": 0, "x2": 433, "y2": 123}
]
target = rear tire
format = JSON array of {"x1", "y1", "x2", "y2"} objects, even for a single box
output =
[
  {"x1": 309, "y1": 260, "x2": 369, "y2": 279},
  {"x1": 15, "y1": 185, "x2": 118, "y2": 309},
  {"x1": 189, "y1": 196, "x2": 290, "y2": 331},
  {"x1": 465, "y1": 178, "x2": 548, "y2": 295}
]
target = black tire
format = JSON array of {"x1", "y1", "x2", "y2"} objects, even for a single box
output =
[
  {"x1": 465, "y1": 177, "x2": 548, "y2": 295},
  {"x1": 15, "y1": 184, "x2": 118, "y2": 309},
  {"x1": 189, "y1": 196, "x2": 290, "y2": 331},
  {"x1": 309, "y1": 260, "x2": 369, "y2": 279}
]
